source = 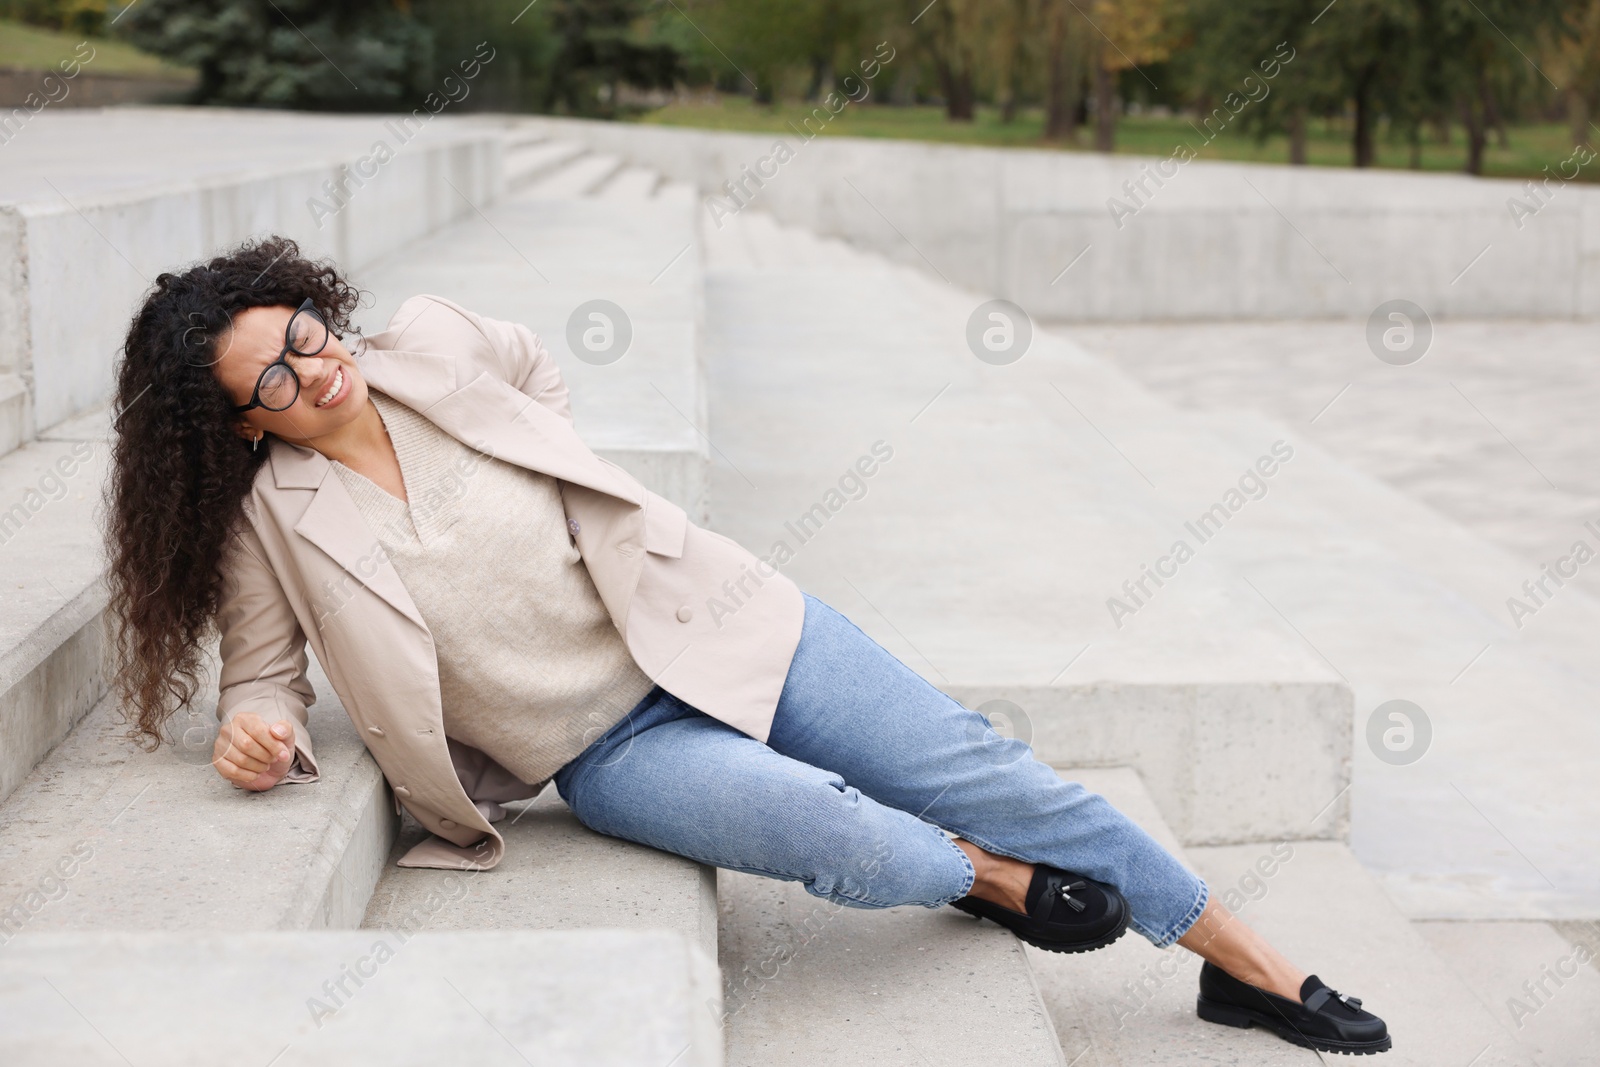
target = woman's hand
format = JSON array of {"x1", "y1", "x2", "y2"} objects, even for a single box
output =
[{"x1": 213, "y1": 713, "x2": 294, "y2": 791}]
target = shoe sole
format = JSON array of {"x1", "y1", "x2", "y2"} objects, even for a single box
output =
[
  {"x1": 1196, "y1": 995, "x2": 1393, "y2": 1055},
  {"x1": 951, "y1": 898, "x2": 1131, "y2": 955}
]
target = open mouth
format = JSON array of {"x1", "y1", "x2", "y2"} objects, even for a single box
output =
[{"x1": 314, "y1": 366, "x2": 346, "y2": 408}]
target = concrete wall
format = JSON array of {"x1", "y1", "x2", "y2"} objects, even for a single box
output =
[
  {"x1": 0, "y1": 129, "x2": 502, "y2": 439},
  {"x1": 513, "y1": 116, "x2": 1600, "y2": 323}
]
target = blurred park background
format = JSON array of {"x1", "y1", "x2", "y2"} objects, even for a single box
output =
[{"x1": 5, "y1": 0, "x2": 1600, "y2": 179}]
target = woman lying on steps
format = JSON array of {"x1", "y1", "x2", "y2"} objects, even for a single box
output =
[{"x1": 104, "y1": 235, "x2": 1390, "y2": 1056}]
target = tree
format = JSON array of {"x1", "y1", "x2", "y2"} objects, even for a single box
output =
[
  {"x1": 123, "y1": 0, "x2": 432, "y2": 110},
  {"x1": 1083, "y1": 0, "x2": 1174, "y2": 151}
]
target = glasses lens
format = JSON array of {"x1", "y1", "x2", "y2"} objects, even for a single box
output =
[
  {"x1": 258, "y1": 363, "x2": 300, "y2": 411},
  {"x1": 287, "y1": 309, "x2": 329, "y2": 356}
]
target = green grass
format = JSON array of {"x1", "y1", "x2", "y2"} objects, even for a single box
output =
[
  {"x1": 0, "y1": 18, "x2": 194, "y2": 80},
  {"x1": 636, "y1": 97, "x2": 1597, "y2": 183}
]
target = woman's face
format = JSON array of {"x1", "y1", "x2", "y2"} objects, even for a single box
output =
[{"x1": 215, "y1": 303, "x2": 368, "y2": 447}]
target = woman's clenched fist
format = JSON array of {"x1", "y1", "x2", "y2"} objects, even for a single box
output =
[{"x1": 213, "y1": 712, "x2": 294, "y2": 791}]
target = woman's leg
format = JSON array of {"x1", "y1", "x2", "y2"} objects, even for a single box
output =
[
  {"x1": 552, "y1": 686, "x2": 977, "y2": 910},
  {"x1": 762, "y1": 593, "x2": 1209, "y2": 949}
]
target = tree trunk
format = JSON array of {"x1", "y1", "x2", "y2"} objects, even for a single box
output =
[
  {"x1": 1352, "y1": 67, "x2": 1376, "y2": 167},
  {"x1": 937, "y1": 58, "x2": 975, "y2": 120},
  {"x1": 1569, "y1": 89, "x2": 1590, "y2": 151},
  {"x1": 1460, "y1": 96, "x2": 1486, "y2": 175},
  {"x1": 1408, "y1": 126, "x2": 1422, "y2": 169},
  {"x1": 1044, "y1": 0, "x2": 1082, "y2": 140},
  {"x1": 1093, "y1": 46, "x2": 1116, "y2": 152},
  {"x1": 1288, "y1": 106, "x2": 1307, "y2": 164}
]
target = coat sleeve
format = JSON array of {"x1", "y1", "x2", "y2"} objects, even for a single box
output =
[
  {"x1": 214, "y1": 519, "x2": 319, "y2": 783},
  {"x1": 471, "y1": 311, "x2": 575, "y2": 425}
]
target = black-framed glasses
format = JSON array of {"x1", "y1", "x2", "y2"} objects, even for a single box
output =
[{"x1": 232, "y1": 297, "x2": 332, "y2": 413}]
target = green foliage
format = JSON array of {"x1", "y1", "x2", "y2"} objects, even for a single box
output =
[{"x1": 121, "y1": 0, "x2": 431, "y2": 109}]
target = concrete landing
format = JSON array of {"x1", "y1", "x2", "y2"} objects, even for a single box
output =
[{"x1": 0, "y1": 930, "x2": 721, "y2": 1066}]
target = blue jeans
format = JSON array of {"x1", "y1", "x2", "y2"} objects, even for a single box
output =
[{"x1": 553, "y1": 593, "x2": 1209, "y2": 948}]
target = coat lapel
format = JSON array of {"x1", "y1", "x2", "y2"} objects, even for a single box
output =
[{"x1": 266, "y1": 336, "x2": 643, "y2": 631}]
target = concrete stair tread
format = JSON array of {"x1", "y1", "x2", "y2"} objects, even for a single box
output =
[
  {"x1": 518, "y1": 153, "x2": 625, "y2": 199},
  {"x1": 0, "y1": 663, "x2": 392, "y2": 933},
  {"x1": 1413, "y1": 920, "x2": 1600, "y2": 1066},
  {"x1": 0, "y1": 930, "x2": 721, "y2": 1066},
  {"x1": 0, "y1": 423, "x2": 110, "y2": 808},
  {"x1": 357, "y1": 174, "x2": 709, "y2": 519},
  {"x1": 503, "y1": 138, "x2": 587, "y2": 191},
  {"x1": 718, "y1": 868, "x2": 1066, "y2": 1066},
  {"x1": 363, "y1": 788, "x2": 717, "y2": 959},
  {"x1": 1035, "y1": 768, "x2": 1538, "y2": 1067},
  {"x1": 701, "y1": 205, "x2": 1349, "y2": 846},
  {"x1": 598, "y1": 165, "x2": 662, "y2": 201}
]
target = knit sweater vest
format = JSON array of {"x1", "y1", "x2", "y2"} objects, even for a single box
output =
[{"x1": 329, "y1": 387, "x2": 656, "y2": 788}]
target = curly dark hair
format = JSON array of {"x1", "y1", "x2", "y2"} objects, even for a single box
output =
[{"x1": 105, "y1": 235, "x2": 363, "y2": 751}]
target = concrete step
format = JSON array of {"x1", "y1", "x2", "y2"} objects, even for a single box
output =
[
  {"x1": 503, "y1": 138, "x2": 587, "y2": 191},
  {"x1": 0, "y1": 407, "x2": 111, "y2": 809},
  {"x1": 0, "y1": 372, "x2": 28, "y2": 458},
  {"x1": 700, "y1": 205, "x2": 1349, "y2": 848},
  {"x1": 598, "y1": 165, "x2": 663, "y2": 202},
  {"x1": 1033, "y1": 768, "x2": 1538, "y2": 1067},
  {"x1": 717, "y1": 868, "x2": 1067, "y2": 1066},
  {"x1": 3, "y1": 109, "x2": 504, "y2": 444},
  {"x1": 519, "y1": 152, "x2": 626, "y2": 199},
  {"x1": 355, "y1": 158, "x2": 709, "y2": 521},
  {"x1": 1413, "y1": 920, "x2": 1600, "y2": 1067},
  {"x1": 0, "y1": 662, "x2": 392, "y2": 935},
  {"x1": 363, "y1": 788, "x2": 717, "y2": 962},
  {"x1": 0, "y1": 930, "x2": 721, "y2": 1066},
  {"x1": 1050, "y1": 322, "x2": 1600, "y2": 919}
]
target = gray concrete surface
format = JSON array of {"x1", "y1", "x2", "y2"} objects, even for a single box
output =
[
  {"x1": 2, "y1": 107, "x2": 503, "y2": 443},
  {"x1": 0, "y1": 662, "x2": 393, "y2": 933},
  {"x1": 1040, "y1": 768, "x2": 1550, "y2": 1067},
  {"x1": 717, "y1": 867, "x2": 1066, "y2": 1066},
  {"x1": 0, "y1": 930, "x2": 722, "y2": 1066},
  {"x1": 1029, "y1": 768, "x2": 1318, "y2": 1066},
  {"x1": 0, "y1": 407, "x2": 110, "y2": 807},
  {"x1": 701, "y1": 207, "x2": 1350, "y2": 846},
  {"x1": 1415, "y1": 919, "x2": 1600, "y2": 1067},
  {"x1": 352, "y1": 150, "x2": 710, "y2": 521},
  {"x1": 364, "y1": 788, "x2": 718, "y2": 961},
  {"x1": 1066, "y1": 323, "x2": 1600, "y2": 920},
  {"x1": 512, "y1": 116, "x2": 1600, "y2": 322}
]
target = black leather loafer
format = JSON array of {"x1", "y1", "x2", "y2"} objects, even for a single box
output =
[
  {"x1": 948, "y1": 864, "x2": 1129, "y2": 953},
  {"x1": 1197, "y1": 961, "x2": 1392, "y2": 1055}
]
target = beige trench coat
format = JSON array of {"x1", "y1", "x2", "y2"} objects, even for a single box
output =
[{"x1": 213, "y1": 294, "x2": 804, "y2": 870}]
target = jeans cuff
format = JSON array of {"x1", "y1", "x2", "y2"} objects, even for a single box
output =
[
  {"x1": 1142, "y1": 876, "x2": 1209, "y2": 949},
  {"x1": 927, "y1": 833, "x2": 976, "y2": 908}
]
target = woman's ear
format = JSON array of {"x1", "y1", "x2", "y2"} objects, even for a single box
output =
[{"x1": 236, "y1": 420, "x2": 259, "y2": 443}]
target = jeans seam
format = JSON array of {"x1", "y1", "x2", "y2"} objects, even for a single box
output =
[{"x1": 932, "y1": 832, "x2": 976, "y2": 907}]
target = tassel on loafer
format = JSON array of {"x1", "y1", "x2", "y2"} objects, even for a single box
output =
[
  {"x1": 1197, "y1": 960, "x2": 1392, "y2": 1055},
  {"x1": 948, "y1": 864, "x2": 1129, "y2": 954}
]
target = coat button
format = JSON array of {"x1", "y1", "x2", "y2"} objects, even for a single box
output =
[
  {"x1": 567, "y1": 518, "x2": 580, "y2": 536},
  {"x1": 438, "y1": 818, "x2": 456, "y2": 829},
  {"x1": 367, "y1": 726, "x2": 385, "y2": 737},
  {"x1": 676, "y1": 605, "x2": 693, "y2": 623},
  {"x1": 393, "y1": 785, "x2": 411, "y2": 799}
]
